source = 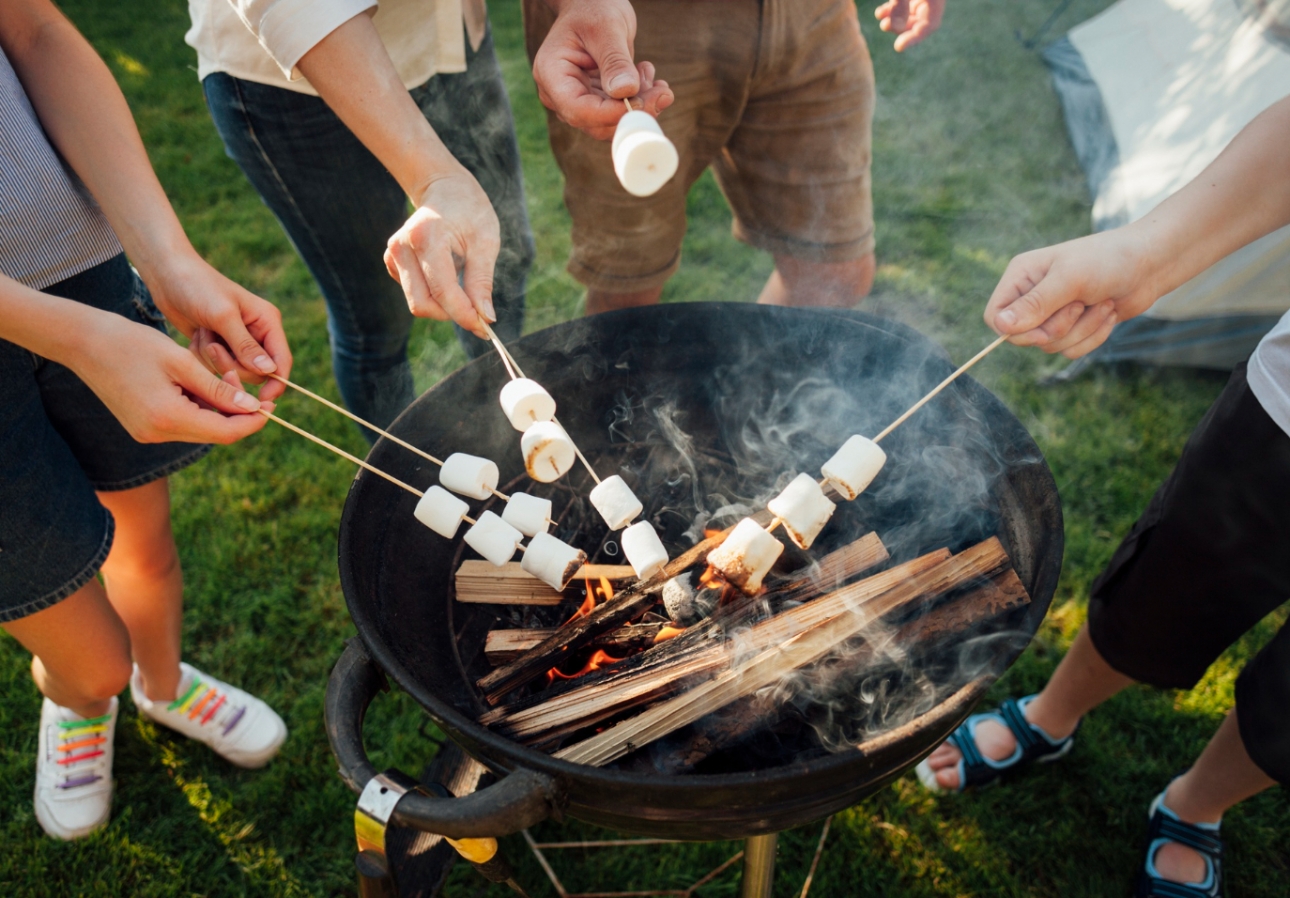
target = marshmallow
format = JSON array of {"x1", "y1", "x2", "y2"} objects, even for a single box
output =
[
  {"x1": 612, "y1": 110, "x2": 679, "y2": 198},
  {"x1": 502, "y1": 491, "x2": 552, "y2": 538},
  {"x1": 521, "y1": 421, "x2": 576, "y2": 483},
  {"x1": 440, "y1": 452, "x2": 499, "y2": 500},
  {"x1": 622, "y1": 520, "x2": 669, "y2": 580},
  {"x1": 707, "y1": 518, "x2": 784, "y2": 594},
  {"x1": 767, "y1": 473, "x2": 836, "y2": 550},
  {"x1": 462, "y1": 511, "x2": 523, "y2": 567},
  {"x1": 499, "y1": 378, "x2": 556, "y2": 432},
  {"x1": 589, "y1": 475, "x2": 643, "y2": 530},
  {"x1": 413, "y1": 485, "x2": 471, "y2": 539},
  {"x1": 521, "y1": 532, "x2": 587, "y2": 591},
  {"x1": 821, "y1": 436, "x2": 887, "y2": 500}
]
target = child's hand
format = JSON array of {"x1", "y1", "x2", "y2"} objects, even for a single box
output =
[
  {"x1": 876, "y1": 0, "x2": 946, "y2": 52},
  {"x1": 984, "y1": 230, "x2": 1159, "y2": 359},
  {"x1": 144, "y1": 251, "x2": 292, "y2": 402}
]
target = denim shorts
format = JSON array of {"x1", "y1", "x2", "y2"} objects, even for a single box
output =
[{"x1": 0, "y1": 254, "x2": 209, "y2": 623}]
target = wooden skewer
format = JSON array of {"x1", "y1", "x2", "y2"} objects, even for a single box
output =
[{"x1": 873, "y1": 334, "x2": 1009, "y2": 444}]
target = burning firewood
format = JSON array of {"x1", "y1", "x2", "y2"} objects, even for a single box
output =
[
  {"x1": 483, "y1": 623, "x2": 666, "y2": 665},
  {"x1": 481, "y1": 546, "x2": 942, "y2": 748},
  {"x1": 454, "y1": 561, "x2": 635, "y2": 605},
  {"x1": 553, "y1": 538, "x2": 1010, "y2": 767}
]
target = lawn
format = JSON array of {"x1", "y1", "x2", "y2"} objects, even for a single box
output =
[{"x1": 1, "y1": 0, "x2": 1286, "y2": 895}]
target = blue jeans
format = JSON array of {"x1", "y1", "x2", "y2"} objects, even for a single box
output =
[{"x1": 203, "y1": 28, "x2": 533, "y2": 440}]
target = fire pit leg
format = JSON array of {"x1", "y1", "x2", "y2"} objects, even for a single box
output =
[{"x1": 739, "y1": 833, "x2": 778, "y2": 898}]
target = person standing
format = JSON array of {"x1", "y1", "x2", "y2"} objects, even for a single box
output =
[{"x1": 187, "y1": 0, "x2": 535, "y2": 439}]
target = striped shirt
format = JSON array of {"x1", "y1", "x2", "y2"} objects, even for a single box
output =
[{"x1": 0, "y1": 45, "x2": 120, "y2": 290}]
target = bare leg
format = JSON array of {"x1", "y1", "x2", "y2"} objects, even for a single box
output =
[
  {"x1": 584, "y1": 285, "x2": 665, "y2": 317},
  {"x1": 756, "y1": 253, "x2": 875, "y2": 308},
  {"x1": 97, "y1": 478, "x2": 183, "y2": 703},
  {"x1": 2, "y1": 581, "x2": 133, "y2": 718},
  {"x1": 1149, "y1": 709, "x2": 1276, "y2": 884},
  {"x1": 924, "y1": 626, "x2": 1134, "y2": 789}
]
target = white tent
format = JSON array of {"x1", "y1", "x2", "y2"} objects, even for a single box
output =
[{"x1": 1044, "y1": 0, "x2": 1290, "y2": 370}]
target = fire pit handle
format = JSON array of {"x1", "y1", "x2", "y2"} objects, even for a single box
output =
[{"x1": 325, "y1": 638, "x2": 563, "y2": 839}]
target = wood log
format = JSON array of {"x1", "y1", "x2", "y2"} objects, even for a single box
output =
[
  {"x1": 475, "y1": 514, "x2": 773, "y2": 703},
  {"x1": 455, "y1": 561, "x2": 636, "y2": 606},
  {"x1": 554, "y1": 537, "x2": 1008, "y2": 766},
  {"x1": 774, "y1": 532, "x2": 891, "y2": 599},
  {"x1": 654, "y1": 566, "x2": 1031, "y2": 772},
  {"x1": 483, "y1": 548, "x2": 949, "y2": 746},
  {"x1": 484, "y1": 623, "x2": 665, "y2": 665}
]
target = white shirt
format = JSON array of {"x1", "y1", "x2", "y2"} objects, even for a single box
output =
[
  {"x1": 185, "y1": 0, "x2": 487, "y2": 96},
  {"x1": 1248, "y1": 311, "x2": 1290, "y2": 438}
]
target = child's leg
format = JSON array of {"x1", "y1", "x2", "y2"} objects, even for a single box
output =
[
  {"x1": 1, "y1": 581, "x2": 133, "y2": 718},
  {"x1": 96, "y1": 477, "x2": 183, "y2": 703}
]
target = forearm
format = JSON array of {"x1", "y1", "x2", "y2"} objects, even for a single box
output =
[
  {"x1": 1129, "y1": 96, "x2": 1290, "y2": 298},
  {"x1": 295, "y1": 13, "x2": 465, "y2": 202},
  {"x1": 0, "y1": 275, "x2": 99, "y2": 369},
  {"x1": 0, "y1": 2, "x2": 194, "y2": 284}
]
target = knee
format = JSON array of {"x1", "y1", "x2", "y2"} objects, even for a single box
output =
[
  {"x1": 83, "y1": 658, "x2": 134, "y2": 703},
  {"x1": 104, "y1": 533, "x2": 180, "y2": 585},
  {"x1": 775, "y1": 253, "x2": 875, "y2": 307}
]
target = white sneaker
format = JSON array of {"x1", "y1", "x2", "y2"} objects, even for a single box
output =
[
  {"x1": 34, "y1": 696, "x2": 117, "y2": 840},
  {"x1": 130, "y1": 663, "x2": 286, "y2": 769}
]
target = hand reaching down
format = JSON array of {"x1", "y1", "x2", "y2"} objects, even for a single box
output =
[{"x1": 875, "y1": 0, "x2": 946, "y2": 51}]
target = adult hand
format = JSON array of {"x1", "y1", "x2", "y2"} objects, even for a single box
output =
[
  {"x1": 71, "y1": 310, "x2": 271, "y2": 444},
  {"x1": 875, "y1": 0, "x2": 946, "y2": 51},
  {"x1": 383, "y1": 170, "x2": 501, "y2": 338},
  {"x1": 984, "y1": 230, "x2": 1160, "y2": 359},
  {"x1": 533, "y1": 0, "x2": 674, "y2": 141},
  {"x1": 145, "y1": 250, "x2": 292, "y2": 402}
]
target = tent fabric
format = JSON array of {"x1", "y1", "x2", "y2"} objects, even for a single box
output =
[{"x1": 1042, "y1": 0, "x2": 1290, "y2": 370}]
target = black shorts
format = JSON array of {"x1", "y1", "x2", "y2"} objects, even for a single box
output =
[
  {"x1": 1088, "y1": 362, "x2": 1290, "y2": 786},
  {"x1": 0, "y1": 255, "x2": 209, "y2": 623}
]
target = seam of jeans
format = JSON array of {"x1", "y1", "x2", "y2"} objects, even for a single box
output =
[
  {"x1": 225, "y1": 78, "x2": 364, "y2": 343},
  {"x1": 0, "y1": 506, "x2": 115, "y2": 623}
]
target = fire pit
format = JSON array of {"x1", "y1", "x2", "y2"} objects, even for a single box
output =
[{"x1": 326, "y1": 303, "x2": 1062, "y2": 847}]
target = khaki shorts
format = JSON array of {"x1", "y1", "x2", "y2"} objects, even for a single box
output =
[{"x1": 524, "y1": 0, "x2": 876, "y2": 293}]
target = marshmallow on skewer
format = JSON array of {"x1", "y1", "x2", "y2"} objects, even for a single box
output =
[
  {"x1": 589, "y1": 475, "x2": 643, "y2": 530},
  {"x1": 440, "y1": 452, "x2": 500, "y2": 500},
  {"x1": 821, "y1": 436, "x2": 887, "y2": 500},
  {"x1": 521, "y1": 420, "x2": 576, "y2": 483},
  {"x1": 502, "y1": 491, "x2": 552, "y2": 538},
  {"x1": 707, "y1": 518, "x2": 784, "y2": 594},
  {"x1": 612, "y1": 110, "x2": 679, "y2": 198},
  {"x1": 413, "y1": 485, "x2": 471, "y2": 539},
  {"x1": 521, "y1": 532, "x2": 588, "y2": 591},
  {"x1": 622, "y1": 520, "x2": 669, "y2": 580},
  {"x1": 499, "y1": 378, "x2": 556, "y2": 432},
  {"x1": 463, "y1": 511, "x2": 524, "y2": 567},
  {"x1": 767, "y1": 473, "x2": 836, "y2": 549}
]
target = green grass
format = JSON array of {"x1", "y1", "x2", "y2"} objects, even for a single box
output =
[{"x1": 2, "y1": 0, "x2": 1286, "y2": 895}]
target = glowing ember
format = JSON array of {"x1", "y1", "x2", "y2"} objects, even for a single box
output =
[
  {"x1": 546, "y1": 578, "x2": 623, "y2": 683},
  {"x1": 653, "y1": 625, "x2": 686, "y2": 644}
]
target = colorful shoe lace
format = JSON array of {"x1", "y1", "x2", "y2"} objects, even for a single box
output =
[
  {"x1": 130, "y1": 663, "x2": 286, "y2": 769},
  {"x1": 34, "y1": 696, "x2": 117, "y2": 840}
]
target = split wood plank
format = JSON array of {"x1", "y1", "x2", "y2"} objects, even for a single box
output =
[
  {"x1": 455, "y1": 561, "x2": 635, "y2": 606},
  {"x1": 484, "y1": 623, "x2": 665, "y2": 665},
  {"x1": 555, "y1": 537, "x2": 1008, "y2": 766}
]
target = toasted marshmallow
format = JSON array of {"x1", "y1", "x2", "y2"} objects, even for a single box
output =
[
  {"x1": 413, "y1": 485, "x2": 471, "y2": 539},
  {"x1": 462, "y1": 511, "x2": 523, "y2": 567},
  {"x1": 502, "y1": 491, "x2": 552, "y2": 538},
  {"x1": 707, "y1": 518, "x2": 783, "y2": 594},
  {"x1": 821, "y1": 435, "x2": 887, "y2": 500},
  {"x1": 622, "y1": 520, "x2": 669, "y2": 580},
  {"x1": 612, "y1": 111, "x2": 678, "y2": 198},
  {"x1": 521, "y1": 421, "x2": 576, "y2": 483},
  {"x1": 589, "y1": 475, "x2": 643, "y2": 531},
  {"x1": 499, "y1": 378, "x2": 556, "y2": 432},
  {"x1": 440, "y1": 452, "x2": 499, "y2": 500},
  {"x1": 767, "y1": 473, "x2": 836, "y2": 549},
  {"x1": 521, "y1": 532, "x2": 587, "y2": 591}
]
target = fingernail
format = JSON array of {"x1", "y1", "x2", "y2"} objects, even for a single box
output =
[
  {"x1": 253, "y1": 354, "x2": 276, "y2": 373},
  {"x1": 206, "y1": 345, "x2": 219, "y2": 361},
  {"x1": 997, "y1": 309, "x2": 1017, "y2": 328},
  {"x1": 482, "y1": 299, "x2": 497, "y2": 322},
  {"x1": 233, "y1": 391, "x2": 260, "y2": 411},
  {"x1": 608, "y1": 74, "x2": 634, "y2": 94}
]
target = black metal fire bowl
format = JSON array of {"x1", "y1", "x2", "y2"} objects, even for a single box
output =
[{"x1": 328, "y1": 303, "x2": 1063, "y2": 842}]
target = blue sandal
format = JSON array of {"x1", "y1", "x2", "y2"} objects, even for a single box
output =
[
  {"x1": 1134, "y1": 782, "x2": 1223, "y2": 897},
  {"x1": 914, "y1": 694, "x2": 1078, "y2": 792}
]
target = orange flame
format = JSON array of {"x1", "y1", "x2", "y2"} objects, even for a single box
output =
[
  {"x1": 546, "y1": 648, "x2": 625, "y2": 682},
  {"x1": 653, "y1": 625, "x2": 686, "y2": 644}
]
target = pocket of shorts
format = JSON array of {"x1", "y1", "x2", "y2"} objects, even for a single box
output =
[{"x1": 129, "y1": 273, "x2": 170, "y2": 333}]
